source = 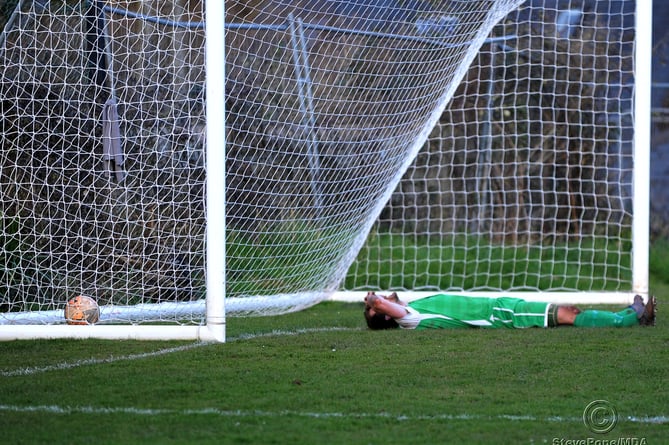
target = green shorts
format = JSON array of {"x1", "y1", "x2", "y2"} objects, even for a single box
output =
[{"x1": 406, "y1": 294, "x2": 556, "y2": 330}]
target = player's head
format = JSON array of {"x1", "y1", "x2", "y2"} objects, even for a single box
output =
[
  {"x1": 364, "y1": 305, "x2": 399, "y2": 329},
  {"x1": 363, "y1": 292, "x2": 400, "y2": 330}
]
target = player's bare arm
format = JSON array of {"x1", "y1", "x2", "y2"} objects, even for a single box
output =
[{"x1": 365, "y1": 292, "x2": 408, "y2": 319}]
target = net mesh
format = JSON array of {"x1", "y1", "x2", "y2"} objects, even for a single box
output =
[
  {"x1": 0, "y1": 0, "x2": 521, "y2": 324},
  {"x1": 345, "y1": 0, "x2": 636, "y2": 296}
]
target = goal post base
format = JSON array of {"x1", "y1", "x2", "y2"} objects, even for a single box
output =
[
  {"x1": 328, "y1": 291, "x2": 644, "y2": 306},
  {"x1": 0, "y1": 324, "x2": 226, "y2": 342}
]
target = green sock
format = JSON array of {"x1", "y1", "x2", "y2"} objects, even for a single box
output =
[{"x1": 573, "y1": 308, "x2": 639, "y2": 328}]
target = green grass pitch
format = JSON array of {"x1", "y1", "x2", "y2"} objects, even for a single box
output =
[{"x1": 0, "y1": 296, "x2": 666, "y2": 444}]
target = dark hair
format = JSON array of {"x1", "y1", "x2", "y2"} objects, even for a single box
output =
[{"x1": 364, "y1": 306, "x2": 399, "y2": 330}]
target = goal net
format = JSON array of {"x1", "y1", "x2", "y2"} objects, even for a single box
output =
[
  {"x1": 339, "y1": 0, "x2": 651, "y2": 305},
  {"x1": 0, "y1": 0, "x2": 526, "y2": 339}
]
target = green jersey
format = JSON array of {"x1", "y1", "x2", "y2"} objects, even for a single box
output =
[{"x1": 397, "y1": 294, "x2": 555, "y2": 330}]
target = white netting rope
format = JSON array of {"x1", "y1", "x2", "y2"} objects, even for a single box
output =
[{"x1": 1, "y1": 0, "x2": 522, "y2": 324}]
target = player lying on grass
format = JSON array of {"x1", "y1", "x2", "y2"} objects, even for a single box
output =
[{"x1": 363, "y1": 292, "x2": 657, "y2": 330}]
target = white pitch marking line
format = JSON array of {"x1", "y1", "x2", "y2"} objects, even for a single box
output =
[
  {"x1": 0, "y1": 404, "x2": 666, "y2": 425},
  {"x1": 0, "y1": 343, "x2": 203, "y2": 377},
  {"x1": 0, "y1": 327, "x2": 359, "y2": 377}
]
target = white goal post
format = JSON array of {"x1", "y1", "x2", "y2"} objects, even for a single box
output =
[{"x1": 0, "y1": 0, "x2": 652, "y2": 341}]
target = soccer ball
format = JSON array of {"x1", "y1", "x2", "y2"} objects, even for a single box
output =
[{"x1": 64, "y1": 295, "x2": 100, "y2": 325}]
